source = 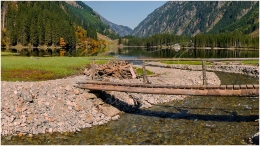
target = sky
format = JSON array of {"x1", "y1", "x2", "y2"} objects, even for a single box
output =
[{"x1": 84, "y1": 1, "x2": 167, "y2": 30}]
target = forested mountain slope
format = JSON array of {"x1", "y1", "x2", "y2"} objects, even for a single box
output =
[
  {"x1": 131, "y1": 1, "x2": 259, "y2": 37},
  {"x1": 1, "y1": 1, "x2": 118, "y2": 47}
]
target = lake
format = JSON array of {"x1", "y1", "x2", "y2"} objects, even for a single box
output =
[{"x1": 116, "y1": 47, "x2": 259, "y2": 58}]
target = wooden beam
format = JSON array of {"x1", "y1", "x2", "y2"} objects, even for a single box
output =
[{"x1": 76, "y1": 82, "x2": 259, "y2": 97}]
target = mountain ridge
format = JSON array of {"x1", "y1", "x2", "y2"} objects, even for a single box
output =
[{"x1": 131, "y1": 1, "x2": 259, "y2": 37}]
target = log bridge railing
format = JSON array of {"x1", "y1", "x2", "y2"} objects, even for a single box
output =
[{"x1": 76, "y1": 81, "x2": 259, "y2": 97}]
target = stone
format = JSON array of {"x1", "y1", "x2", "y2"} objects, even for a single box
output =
[
  {"x1": 75, "y1": 105, "x2": 83, "y2": 111},
  {"x1": 8, "y1": 115, "x2": 16, "y2": 123},
  {"x1": 86, "y1": 113, "x2": 94, "y2": 123},
  {"x1": 15, "y1": 118, "x2": 23, "y2": 125},
  {"x1": 52, "y1": 100, "x2": 66, "y2": 115},
  {"x1": 22, "y1": 90, "x2": 33, "y2": 102},
  {"x1": 2, "y1": 108, "x2": 13, "y2": 116},
  {"x1": 65, "y1": 85, "x2": 72, "y2": 91},
  {"x1": 147, "y1": 98, "x2": 155, "y2": 104},
  {"x1": 92, "y1": 99, "x2": 103, "y2": 105},
  {"x1": 49, "y1": 117, "x2": 55, "y2": 122},
  {"x1": 21, "y1": 107, "x2": 27, "y2": 112},
  {"x1": 21, "y1": 123, "x2": 27, "y2": 127},
  {"x1": 27, "y1": 114, "x2": 34, "y2": 123},
  {"x1": 45, "y1": 102, "x2": 50, "y2": 106},
  {"x1": 92, "y1": 121, "x2": 98, "y2": 126},
  {"x1": 74, "y1": 89, "x2": 80, "y2": 95},
  {"x1": 98, "y1": 121, "x2": 104, "y2": 125},
  {"x1": 81, "y1": 93, "x2": 96, "y2": 99},
  {"x1": 112, "y1": 115, "x2": 120, "y2": 120},
  {"x1": 48, "y1": 128, "x2": 53, "y2": 133},
  {"x1": 99, "y1": 105, "x2": 120, "y2": 117},
  {"x1": 66, "y1": 100, "x2": 72, "y2": 106},
  {"x1": 75, "y1": 98, "x2": 94, "y2": 110},
  {"x1": 85, "y1": 123, "x2": 92, "y2": 128},
  {"x1": 124, "y1": 96, "x2": 135, "y2": 105}
]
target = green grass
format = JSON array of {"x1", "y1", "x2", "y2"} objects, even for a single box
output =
[
  {"x1": 1, "y1": 56, "x2": 108, "y2": 81},
  {"x1": 241, "y1": 60, "x2": 259, "y2": 66},
  {"x1": 135, "y1": 68, "x2": 154, "y2": 76},
  {"x1": 161, "y1": 61, "x2": 212, "y2": 65},
  {"x1": 1, "y1": 52, "x2": 20, "y2": 56}
]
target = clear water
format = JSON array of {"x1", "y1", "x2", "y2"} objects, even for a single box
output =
[{"x1": 116, "y1": 47, "x2": 259, "y2": 58}]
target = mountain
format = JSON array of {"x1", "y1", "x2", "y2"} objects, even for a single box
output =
[
  {"x1": 96, "y1": 12, "x2": 133, "y2": 37},
  {"x1": 1, "y1": 1, "x2": 118, "y2": 47},
  {"x1": 131, "y1": 1, "x2": 259, "y2": 37}
]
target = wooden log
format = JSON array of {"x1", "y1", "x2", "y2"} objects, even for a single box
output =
[
  {"x1": 77, "y1": 81, "x2": 259, "y2": 90},
  {"x1": 142, "y1": 60, "x2": 149, "y2": 83},
  {"x1": 129, "y1": 64, "x2": 136, "y2": 79},
  {"x1": 202, "y1": 60, "x2": 207, "y2": 85},
  {"x1": 77, "y1": 83, "x2": 259, "y2": 97}
]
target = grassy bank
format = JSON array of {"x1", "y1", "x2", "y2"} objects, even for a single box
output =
[
  {"x1": 241, "y1": 60, "x2": 259, "y2": 66},
  {"x1": 135, "y1": 68, "x2": 154, "y2": 76},
  {"x1": 1, "y1": 56, "x2": 108, "y2": 81}
]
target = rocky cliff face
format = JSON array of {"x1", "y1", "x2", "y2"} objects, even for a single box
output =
[{"x1": 131, "y1": 1, "x2": 259, "y2": 37}]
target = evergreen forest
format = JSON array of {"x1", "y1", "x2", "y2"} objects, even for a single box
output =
[
  {"x1": 122, "y1": 31, "x2": 259, "y2": 49},
  {"x1": 1, "y1": 1, "x2": 118, "y2": 49}
]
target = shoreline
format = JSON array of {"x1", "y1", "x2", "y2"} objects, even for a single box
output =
[
  {"x1": 1, "y1": 65, "x2": 221, "y2": 136},
  {"x1": 147, "y1": 62, "x2": 259, "y2": 78}
]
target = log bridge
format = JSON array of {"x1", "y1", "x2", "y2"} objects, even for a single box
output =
[{"x1": 76, "y1": 81, "x2": 259, "y2": 97}]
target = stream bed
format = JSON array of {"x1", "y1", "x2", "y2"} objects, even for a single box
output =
[{"x1": 1, "y1": 72, "x2": 259, "y2": 145}]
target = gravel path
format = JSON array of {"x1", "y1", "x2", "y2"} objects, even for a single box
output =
[{"x1": 1, "y1": 65, "x2": 221, "y2": 136}]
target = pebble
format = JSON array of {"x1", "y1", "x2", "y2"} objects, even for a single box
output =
[{"x1": 1, "y1": 64, "x2": 225, "y2": 136}]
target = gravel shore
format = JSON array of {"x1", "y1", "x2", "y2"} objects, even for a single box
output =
[
  {"x1": 1, "y1": 65, "x2": 223, "y2": 136},
  {"x1": 147, "y1": 62, "x2": 259, "y2": 77}
]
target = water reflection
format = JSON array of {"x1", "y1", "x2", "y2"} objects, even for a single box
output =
[{"x1": 118, "y1": 47, "x2": 259, "y2": 58}]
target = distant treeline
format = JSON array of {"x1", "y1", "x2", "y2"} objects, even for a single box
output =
[
  {"x1": 1, "y1": 1, "x2": 119, "y2": 48},
  {"x1": 122, "y1": 34, "x2": 191, "y2": 47},
  {"x1": 122, "y1": 32, "x2": 259, "y2": 49},
  {"x1": 193, "y1": 32, "x2": 259, "y2": 48}
]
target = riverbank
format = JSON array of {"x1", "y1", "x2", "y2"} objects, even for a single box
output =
[
  {"x1": 148, "y1": 62, "x2": 259, "y2": 78},
  {"x1": 1, "y1": 65, "x2": 221, "y2": 136}
]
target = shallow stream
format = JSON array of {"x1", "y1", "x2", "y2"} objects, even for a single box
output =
[{"x1": 1, "y1": 72, "x2": 259, "y2": 145}]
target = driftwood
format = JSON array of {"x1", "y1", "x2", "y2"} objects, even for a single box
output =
[{"x1": 83, "y1": 59, "x2": 137, "y2": 79}]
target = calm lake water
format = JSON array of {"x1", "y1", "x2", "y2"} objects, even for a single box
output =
[
  {"x1": 1, "y1": 71, "x2": 259, "y2": 145},
  {"x1": 117, "y1": 47, "x2": 259, "y2": 58}
]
